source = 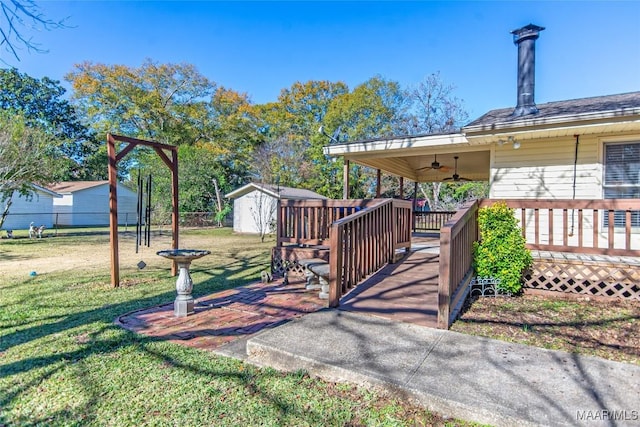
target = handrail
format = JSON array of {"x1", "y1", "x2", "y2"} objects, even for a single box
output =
[
  {"x1": 438, "y1": 201, "x2": 478, "y2": 329},
  {"x1": 413, "y1": 211, "x2": 456, "y2": 232},
  {"x1": 328, "y1": 198, "x2": 412, "y2": 307},
  {"x1": 479, "y1": 199, "x2": 640, "y2": 256}
]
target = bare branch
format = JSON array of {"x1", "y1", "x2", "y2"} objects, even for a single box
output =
[{"x1": 0, "y1": 0, "x2": 68, "y2": 63}]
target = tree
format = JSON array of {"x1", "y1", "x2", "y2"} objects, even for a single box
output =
[
  {"x1": 320, "y1": 76, "x2": 409, "y2": 198},
  {"x1": 0, "y1": 0, "x2": 67, "y2": 64},
  {"x1": 66, "y1": 60, "x2": 216, "y2": 145},
  {"x1": 0, "y1": 68, "x2": 99, "y2": 179},
  {"x1": 251, "y1": 81, "x2": 348, "y2": 189},
  {"x1": 403, "y1": 71, "x2": 468, "y2": 135},
  {"x1": 0, "y1": 112, "x2": 63, "y2": 228},
  {"x1": 249, "y1": 189, "x2": 277, "y2": 243},
  {"x1": 418, "y1": 181, "x2": 490, "y2": 211},
  {"x1": 68, "y1": 61, "x2": 260, "y2": 215},
  {"x1": 404, "y1": 73, "x2": 483, "y2": 208}
]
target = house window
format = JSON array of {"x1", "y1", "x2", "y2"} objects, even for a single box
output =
[{"x1": 603, "y1": 141, "x2": 640, "y2": 227}]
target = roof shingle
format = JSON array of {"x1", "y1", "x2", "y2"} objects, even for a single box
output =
[{"x1": 464, "y1": 92, "x2": 640, "y2": 130}]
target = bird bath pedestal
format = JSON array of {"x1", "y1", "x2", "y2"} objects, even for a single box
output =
[{"x1": 157, "y1": 249, "x2": 211, "y2": 317}]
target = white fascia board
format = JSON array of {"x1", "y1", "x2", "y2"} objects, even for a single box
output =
[
  {"x1": 466, "y1": 118, "x2": 640, "y2": 144},
  {"x1": 464, "y1": 110, "x2": 640, "y2": 135},
  {"x1": 324, "y1": 133, "x2": 469, "y2": 157}
]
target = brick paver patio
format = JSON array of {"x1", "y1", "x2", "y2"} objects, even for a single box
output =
[{"x1": 116, "y1": 277, "x2": 326, "y2": 352}]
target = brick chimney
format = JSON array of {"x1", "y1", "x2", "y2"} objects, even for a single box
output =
[{"x1": 511, "y1": 24, "x2": 545, "y2": 117}]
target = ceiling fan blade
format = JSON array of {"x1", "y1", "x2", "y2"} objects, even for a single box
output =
[
  {"x1": 443, "y1": 176, "x2": 472, "y2": 182},
  {"x1": 418, "y1": 165, "x2": 453, "y2": 172}
]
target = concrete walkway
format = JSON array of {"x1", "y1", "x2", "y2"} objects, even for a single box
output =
[{"x1": 246, "y1": 310, "x2": 640, "y2": 427}]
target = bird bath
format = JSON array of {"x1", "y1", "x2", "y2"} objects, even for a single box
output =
[{"x1": 157, "y1": 249, "x2": 211, "y2": 317}]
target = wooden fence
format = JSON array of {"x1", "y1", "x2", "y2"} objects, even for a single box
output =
[
  {"x1": 438, "y1": 201, "x2": 478, "y2": 329},
  {"x1": 328, "y1": 198, "x2": 412, "y2": 307}
]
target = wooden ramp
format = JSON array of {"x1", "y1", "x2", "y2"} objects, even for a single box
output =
[{"x1": 339, "y1": 249, "x2": 440, "y2": 328}]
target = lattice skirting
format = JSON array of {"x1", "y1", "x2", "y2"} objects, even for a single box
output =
[
  {"x1": 524, "y1": 258, "x2": 640, "y2": 300},
  {"x1": 271, "y1": 246, "x2": 330, "y2": 277}
]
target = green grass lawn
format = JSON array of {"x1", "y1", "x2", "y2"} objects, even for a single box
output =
[{"x1": 0, "y1": 228, "x2": 478, "y2": 426}]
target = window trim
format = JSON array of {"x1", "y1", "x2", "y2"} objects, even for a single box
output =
[{"x1": 602, "y1": 140, "x2": 640, "y2": 228}]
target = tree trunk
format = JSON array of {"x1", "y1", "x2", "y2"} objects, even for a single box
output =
[
  {"x1": 0, "y1": 195, "x2": 13, "y2": 229},
  {"x1": 212, "y1": 178, "x2": 224, "y2": 227},
  {"x1": 418, "y1": 182, "x2": 441, "y2": 211}
]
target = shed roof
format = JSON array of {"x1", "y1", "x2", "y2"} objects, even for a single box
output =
[{"x1": 225, "y1": 183, "x2": 327, "y2": 200}]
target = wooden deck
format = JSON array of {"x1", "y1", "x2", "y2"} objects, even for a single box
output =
[{"x1": 339, "y1": 234, "x2": 440, "y2": 328}]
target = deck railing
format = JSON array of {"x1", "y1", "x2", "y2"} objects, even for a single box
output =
[
  {"x1": 438, "y1": 201, "x2": 478, "y2": 329},
  {"x1": 479, "y1": 199, "x2": 640, "y2": 257},
  {"x1": 413, "y1": 211, "x2": 456, "y2": 232},
  {"x1": 277, "y1": 199, "x2": 383, "y2": 247},
  {"x1": 328, "y1": 198, "x2": 413, "y2": 307}
]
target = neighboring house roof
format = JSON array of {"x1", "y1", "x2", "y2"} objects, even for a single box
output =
[
  {"x1": 30, "y1": 184, "x2": 62, "y2": 198},
  {"x1": 47, "y1": 181, "x2": 110, "y2": 194},
  {"x1": 48, "y1": 181, "x2": 136, "y2": 195},
  {"x1": 225, "y1": 183, "x2": 327, "y2": 200},
  {"x1": 464, "y1": 91, "x2": 640, "y2": 133}
]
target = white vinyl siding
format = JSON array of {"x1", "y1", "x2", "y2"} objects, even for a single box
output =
[
  {"x1": 490, "y1": 133, "x2": 640, "y2": 250},
  {"x1": 2, "y1": 191, "x2": 55, "y2": 230},
  {"x1": 52, "y1": 184, "x2": 138, "y2": 226},
  {"x1": 232, "y1": 191, "x2": 278, "y2": 234},
  {"x1": 490, "y1": 135, "x2": 601, "y2": 200}
]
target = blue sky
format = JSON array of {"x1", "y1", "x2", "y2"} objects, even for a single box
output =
[{"x1": 8, "y1": 1, "x2": 640, "y2": 120}]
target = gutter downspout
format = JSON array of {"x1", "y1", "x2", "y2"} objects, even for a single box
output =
[{"x1": 569, "y1": 134, "x2": 579, "y2": 236}]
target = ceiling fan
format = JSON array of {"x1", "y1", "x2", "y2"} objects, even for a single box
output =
[
  {"x1": 417, "y1": 154, "x2": 452, "y2": 172},
  {"x1": 443, "y1": 156, "x2": 472, "y2": 182}
]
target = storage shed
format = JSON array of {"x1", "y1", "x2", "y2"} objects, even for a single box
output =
[{"x1": 225, "y1": 183, "x2": 326, "y2": 234}]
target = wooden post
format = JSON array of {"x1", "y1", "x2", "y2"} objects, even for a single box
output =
[
  {"x1": 276, "y1": 199, "x2": 282, "y2": 247},
  {"x1": 376, "y1": 169, "x2": 381, "y2": 198},
  {"x1": 343, "y1": 159, "x2": 350, "y2": 199},
  {"x1": 413, "y1": 181, "x2": 418, "y2": 232},
  {"x1": 390, "y1": 201, "x2": 397, "y2": 262},
  {"x1": 399, "y1": 176, "x2": 404, "y2": 199},
  {"x1": 107, "y1": 134, "x2": 120, "y2": 287},
  {"x1": 328, "y1": 223, "x2": 343, "y2": 308},
  {"x1": 438, "y1": 226, "x2": 452, "y2": 329},
  {"x1": 171, "y1": 149, "x2": 179, "y2": 276}
]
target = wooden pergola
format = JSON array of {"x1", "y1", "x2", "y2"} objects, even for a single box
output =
[{"x1": 107, "y1": 133, "x2": 179, "y2": 287}]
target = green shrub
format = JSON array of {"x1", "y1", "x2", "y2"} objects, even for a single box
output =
[{"x1": 473, "y1": 201, "x2": 532, "y2": 294}]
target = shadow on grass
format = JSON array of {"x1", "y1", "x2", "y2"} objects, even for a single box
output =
[
  {"x1": 1, "y1": 322, "x2": 347, "y2": 426},
  {"x1": 0, "y1": 252, "x2": 268, "y2": 353},
  {"x1": 453, "y1": 295, "x2": 640, "y2": 362},
  {"x1": 0, "y1": 247, "x2": 357, "y2": 425}
]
